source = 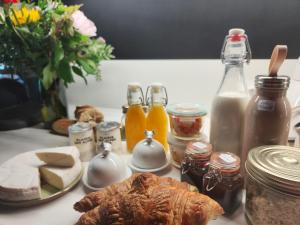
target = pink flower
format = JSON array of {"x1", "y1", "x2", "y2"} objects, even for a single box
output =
[{"x1": 71, "y1": 10, "x2": 97, "y2": 37}]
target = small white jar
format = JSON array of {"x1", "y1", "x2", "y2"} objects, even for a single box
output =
[
  {"x1": 96, "y1": 121, "x2": 122, "y2": 153},
  {"x1": 68, "y1": 122, "x2": 95, "y2": 162}
]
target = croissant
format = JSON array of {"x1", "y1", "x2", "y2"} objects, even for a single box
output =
[
  {"x1": 75, "y1": 105, "x2": 104, "y2": 124},
  {"x1": 74, "y1": 173, "x2": 196, "y2": 213},
  {"x1": 74, "y1": 173, "x2": 223, "y2": 225}
]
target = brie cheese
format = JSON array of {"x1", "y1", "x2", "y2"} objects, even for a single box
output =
[
  {"x1": 36, "y1": 146, "x2": 80, "y2": 167},
  {"x1": 0, "y1": 165, "x2": 41, "y2": 201},
  {"x1": 39, "y1": 158, "x2": 82, "y2": 190}
]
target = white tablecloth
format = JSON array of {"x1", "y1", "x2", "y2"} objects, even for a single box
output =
[{"x1": 0, "y1": 108, "x2": 247, "y2": 225}]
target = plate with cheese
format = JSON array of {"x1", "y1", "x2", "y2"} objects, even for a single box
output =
[{"x1": 0, "y1": 146, "x2": 83, "y2": 207}]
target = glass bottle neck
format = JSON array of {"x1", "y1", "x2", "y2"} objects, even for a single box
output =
[
  {"x1": 149, "y1": 92, "x2": 165, "y2": 106},
  {"x1": 128, "y1": 91, "x2": 143, "y2": 105},
  {"x1": 217, "y1": 62, "x2": 248, "y2": 95}
]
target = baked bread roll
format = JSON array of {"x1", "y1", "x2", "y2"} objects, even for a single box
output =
[{"x1": 74, "y1": 173, "x2": 223, "y2": 225}]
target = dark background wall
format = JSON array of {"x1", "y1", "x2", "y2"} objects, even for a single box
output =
[{"x1": 66, "y1": 0, "x2": 300, "y2": 59}]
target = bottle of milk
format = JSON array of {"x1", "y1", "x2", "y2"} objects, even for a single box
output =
[{"x1": 210, "y1": 28, "x2": 251, "y2": 157}]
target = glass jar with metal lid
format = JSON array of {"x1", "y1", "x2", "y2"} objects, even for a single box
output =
[
  {"x1": 245, "y1": 145, "x2": 300, "y2": 225},
  {"x1": 203, "y1": 152, "x2": 243, "y2": 214},
  {"x1": 242, "y1": 75, "x2": 292, "y2": 171},
  {"x1": 181, "y1": 141, "x2": 212, "y2": 190},
  {"x1": 68, "y1": 122, "x2": 95, "y2": 161}
]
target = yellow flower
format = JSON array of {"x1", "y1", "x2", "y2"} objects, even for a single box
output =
[{"x1": 10, "y1": 6, "x2": 41, "y2": 26}]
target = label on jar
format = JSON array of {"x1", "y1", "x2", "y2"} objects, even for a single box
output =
[
  {"x1": 96, "y1": 128, "x2": 122, "y2": 153},
  {"x1": 257, "y1": 99, "x2": 275, "y2": 112},
  {"x1": 219, "y1": 153, "x2": 236, "y2": 164}
]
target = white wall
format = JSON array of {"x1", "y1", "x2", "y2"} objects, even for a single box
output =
[{"x1": 65, "y1": 59, "x2": 300, "y2": 117}]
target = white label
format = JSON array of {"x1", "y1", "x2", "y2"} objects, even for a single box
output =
[
  {"x1": 219, "y1": 153, "x2": 236, "y2": 164},
  {"x1": 257, "y1": 99, "x2": 275, "y2": 112}
]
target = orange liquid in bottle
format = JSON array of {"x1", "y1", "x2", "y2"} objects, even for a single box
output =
[
  {"x1": 125, "y1": 104, "x2": 146, "y2": 152},
  {"x1": 146, "y1": 104, "x2": 169, "y2": 151}
]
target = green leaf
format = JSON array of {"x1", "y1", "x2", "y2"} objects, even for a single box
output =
[
  {"x1": 58, "y1": 60, "x2": 74, "y2": 86},
  {"x1": 72, "y1": 65, "x2": 87, "y2": 85},
  {"x1": 77, "y1": 59, "x2": 98, "y2": 75},
  {"x1": 53, "y1": 42, "x2": 64, "y2": 68},
  {"x1": 0, "y1": 7, "x2": 5, "y2": 25},
  {"x1": 42, "y1": 63, "x2": 56, "y2": 89}
]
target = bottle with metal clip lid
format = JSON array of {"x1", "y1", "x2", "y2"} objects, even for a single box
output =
[
  {"x1": 125, "y1": 82, "x2": 146, "y2": 152},
  {"x1": 146, "y1": 83, "x2": 169, "y2": 151},
  {"x1": 210, "y1": 28, "x2": 252, "y2": 158}
]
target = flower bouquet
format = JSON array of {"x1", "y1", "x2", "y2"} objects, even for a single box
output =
[{"x1": 0, "y1": 0, "x2": 114, "y2": 123}]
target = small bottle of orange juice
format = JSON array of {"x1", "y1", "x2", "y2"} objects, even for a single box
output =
[
  {"x1": 125, "y1": 83, "x2": 146, "y2": 152},
  {"x1": 146, "y1": 83, "x2": 169, "y2": 151}
]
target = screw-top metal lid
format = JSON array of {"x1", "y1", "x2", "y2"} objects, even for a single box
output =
[
  {"x1": 255, "y1": 75, "x2": 290, "y2": 90},
  {"x1": 96, "y1": 121, "x2": 120, "y2": 132},
  {"x1": 246, "y1": 145, "x2": 300, "y2": 196},
  {"x1": 68, "y1": 122, "x2": 92, "y2": 133}
]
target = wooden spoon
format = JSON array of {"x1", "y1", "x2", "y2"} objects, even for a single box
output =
[{"x1": 269, "y1": 45, "x2": 288, "y2": 77}]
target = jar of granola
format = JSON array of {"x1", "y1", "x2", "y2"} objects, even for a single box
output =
[{"x1": 245, "y1": 145, "x2": 300, "y2": 225}]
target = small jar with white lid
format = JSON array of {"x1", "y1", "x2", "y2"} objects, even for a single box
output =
[
  {"x1": 167, "y1": 103, "x2": 207, "y2": 140},
  {"x1": 68, "y1": 122, "x2": 95, "y2": 162},
  {"x1": 168, "y1": 133, "x2": 208, "y2": 168},
  {"x1": 245, "y1": 145, "x2": 300, "y2": 225}
]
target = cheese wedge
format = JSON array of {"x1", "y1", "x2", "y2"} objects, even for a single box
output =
[
  {"x1": 39, "y1": 159, "x2": 82, "y2": 190},
  {"x1": 36, "y1": 146, "x2": 80, "y2": 167},
  {"x1": 0, "y1": 165, "x2": 41, "y2": 201}
]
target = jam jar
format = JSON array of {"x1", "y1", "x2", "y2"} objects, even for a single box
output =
[
  {"x1": 203, "y1": 152, "x2": 243, "y2": 214},
  {"x1": 181, "y1": 141, "x2": 212, "y2": 190}
]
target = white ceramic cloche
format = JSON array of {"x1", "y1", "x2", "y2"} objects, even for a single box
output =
[
  {"x1": 87, "y1": 142, "x2": 126, "y2": 188},
  {"x1": 132, "y1": 131, "x2": 167, "y2": 169}
]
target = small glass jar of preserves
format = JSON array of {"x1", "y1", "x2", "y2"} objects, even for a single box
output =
[
  {"x1": 203, "y1": 152, "x2": 243, "y2": 215},
  {"x1": 181, "y1": 141, "x2": 212, "y2": 190},
  {"x1": 245, "y1": 145, "x2": 300, "y2": 225}
]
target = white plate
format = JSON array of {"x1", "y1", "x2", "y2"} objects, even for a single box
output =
[
  {"x1": 288, "y1": 106, "x2": 300, "y2": 141},
  {"x1": 82, "y1": 165, "x2": 132, "y2": 191},
  {"x1": 128, "y1": 154, "x2": 171, "y2": 173}
]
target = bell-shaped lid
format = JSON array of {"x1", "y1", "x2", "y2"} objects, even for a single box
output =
[
  {"x1": 87, "y1": 142, "x2": 126, "y2": 188},
  {"x1": 132, "y1": 131, "x2": 167, "y2": 169}
]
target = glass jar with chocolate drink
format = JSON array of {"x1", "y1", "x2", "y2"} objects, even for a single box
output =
[{"x1": 242, "y1": 75, "x2": 292, "y2": 170}]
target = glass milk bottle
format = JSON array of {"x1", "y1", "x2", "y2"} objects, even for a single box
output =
[
  {"x1": 210, "y1": 28, "x2": 251, "y2": 157},
  {"x1": 125, "y1": 83, "x2": 146, "y2": 152},
  {"x1": 146, "y1": 83, "x2": 169, "y2": 150}
]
